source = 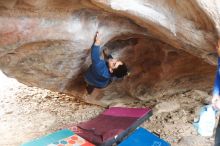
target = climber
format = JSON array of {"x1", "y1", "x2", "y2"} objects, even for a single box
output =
[
  {"x1": 212, "y1": 39, "x2": 220, "y2": 146},
  {"x1": 84, "y1": 32, "x2": 128, "y2": 94}
]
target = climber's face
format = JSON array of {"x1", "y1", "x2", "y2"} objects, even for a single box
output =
[{"x1": 108, "y1": 58, "x2": 123, "y2": 73}]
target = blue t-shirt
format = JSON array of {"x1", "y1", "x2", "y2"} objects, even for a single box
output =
[
  {"x1": 213, "y1": 57, "x2": 220, "y2": 96},
  {"x1": 84, "y1": 45, "x2": 112, "y2": 88}
]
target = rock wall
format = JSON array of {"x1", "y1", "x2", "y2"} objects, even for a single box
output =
[{"x1": 0, "y1": 0, "x2": 219, "y2": 106}]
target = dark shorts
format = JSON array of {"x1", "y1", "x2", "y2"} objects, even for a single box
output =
[
  {"x1": 84, "y1": 77, "x2": 99, "y2": 88},
  {"x1": 84, "y1": 77, "x2": 112, "y2": 89}
]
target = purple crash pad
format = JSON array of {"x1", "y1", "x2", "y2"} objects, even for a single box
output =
[{"x1": 69, "y1": 107, "x2": 152, "y2": 146}]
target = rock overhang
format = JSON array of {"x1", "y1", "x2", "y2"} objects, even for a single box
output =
[{"x1": 0, "y1": 0, "x2": 219, "y2": 106}]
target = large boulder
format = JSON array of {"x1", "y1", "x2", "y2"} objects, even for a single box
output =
[{"x1": 0, "y1": 0, "x2": 219, "y2": 106}]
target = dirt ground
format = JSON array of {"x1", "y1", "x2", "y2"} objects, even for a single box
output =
[{"x1": 0, "y1": 71, "x2": 217, "y2": 146}]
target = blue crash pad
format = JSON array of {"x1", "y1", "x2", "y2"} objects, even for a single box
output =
[{"x1": 119, "y1": 127, "x2": 170, "y2": 146}]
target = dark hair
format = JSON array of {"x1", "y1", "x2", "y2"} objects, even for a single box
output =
[{"x1": 112, "y1": 63, "x2": 128, "y2": 78}]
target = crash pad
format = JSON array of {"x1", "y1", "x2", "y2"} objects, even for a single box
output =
[
  {"x1": 118, "y1": 127, "x2": 170, "y2": 146},
  {"x1": 70, "y1": 107, "x2": 152, "y2": 146},
  {"x1": 21, "y1": 129, "x2": 94, "y2": 146}
]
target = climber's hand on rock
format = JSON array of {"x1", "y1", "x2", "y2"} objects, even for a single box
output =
[{"x1": 95, "y1": 31, "x2": 101, "y2": 45}]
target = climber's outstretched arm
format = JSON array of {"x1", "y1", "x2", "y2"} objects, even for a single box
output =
[{"x1": 91, "y1": 32, "x2": 101, "y2": 64}]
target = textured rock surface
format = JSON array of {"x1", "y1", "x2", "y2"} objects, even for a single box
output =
[{"x1": 0, "y1": 0, "x2": 219, "y2": 106}]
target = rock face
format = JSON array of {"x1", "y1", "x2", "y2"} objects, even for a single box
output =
[{"x1": 0, "y1": 0, "x2": 219, "y2": 106}]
